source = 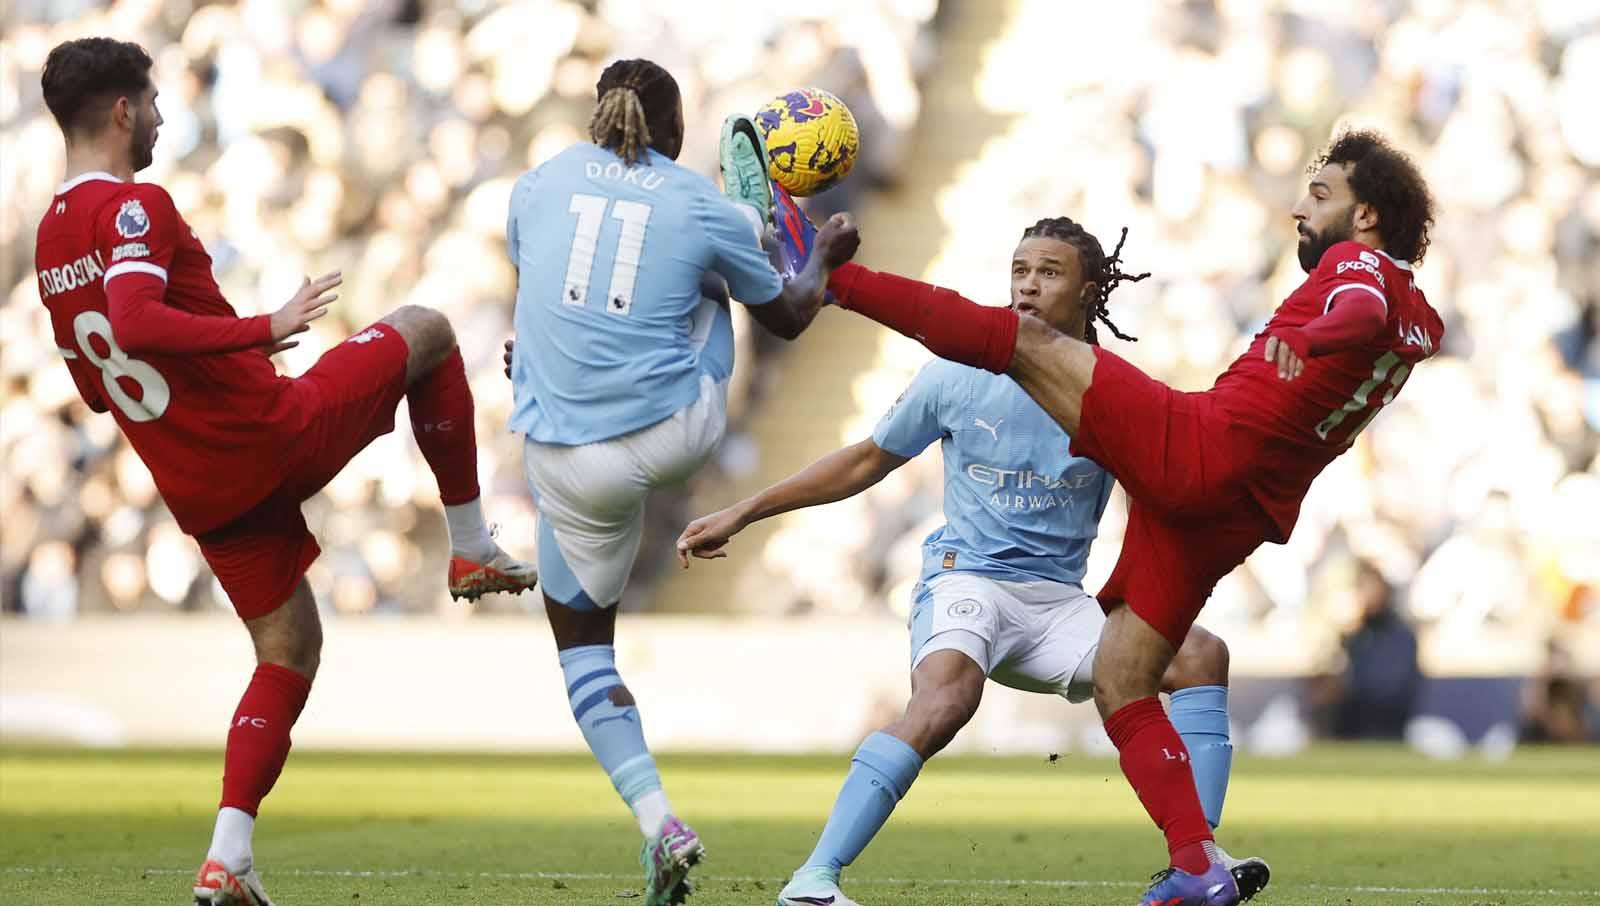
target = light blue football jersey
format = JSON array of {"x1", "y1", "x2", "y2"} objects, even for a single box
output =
[
  {"x1": 873, "y1": 359, "x2": 1115, "y2": 587},
  {"x1": 506, "y1": 143, "x2": 783, "y2": 445}
]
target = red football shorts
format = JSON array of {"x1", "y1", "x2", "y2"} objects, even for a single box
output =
[
  {"x1": 1071, "y1": 346, "x2": 1276, "y2": 647},
  {"x1": 196, "y1": 323, "x2": 410, "y2": 620}
]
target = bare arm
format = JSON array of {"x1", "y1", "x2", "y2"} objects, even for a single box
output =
[
  {"x1": 744, "y1": 213, "x2": 860, "y2": 341},
  {"x1": 675, "y1": 437, "x2": 907, "y2": 565}
]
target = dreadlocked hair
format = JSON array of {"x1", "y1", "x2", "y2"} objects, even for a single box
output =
[
  {"x1": 589, "y1": 59, "x2": 680, "y2": 166},
  {"x1": 1020, "y1": 217, "x2": 1149, "y2": 345}
]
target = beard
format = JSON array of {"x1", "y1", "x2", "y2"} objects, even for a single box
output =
[
  {"x1": 130, "y1": 109, "x2": 157, "y2": 172},
  {"x1": 1296, "y1": 206, "x2": 1355, "y2": 272}
]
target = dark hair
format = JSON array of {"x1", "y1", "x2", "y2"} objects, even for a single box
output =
[
  {"x1": 590, "y1": 59, "x2": 680, "y2": 166},
  {"x1": 1020, "y1": 217, "x2": 1149, "y2": 344},
  {"x1": 1312, "y1": 129, "x2": 1435, "y2": 264},
  {"x1": 41, "y1": 38, "x2": 154, "y2": 138}
]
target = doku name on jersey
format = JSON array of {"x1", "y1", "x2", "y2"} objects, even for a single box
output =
[{"x1": 584, "y1": 160, "x2": 664, "y2": 191}]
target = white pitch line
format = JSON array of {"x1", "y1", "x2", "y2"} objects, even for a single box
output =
[{"x1": 3, "y1": 865, "x2": 1598, "y2": 898}]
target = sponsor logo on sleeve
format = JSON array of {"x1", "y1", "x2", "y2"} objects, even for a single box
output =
[
  {"x1": 1358, "y1": 250, "x2": 1380, "y2": 267},
  {"x1": 115, "y1": 198, "x2": 151, "y2": 238},
  {"x1": 111, "y1": 242, "x2": 150, "y2": 262}
]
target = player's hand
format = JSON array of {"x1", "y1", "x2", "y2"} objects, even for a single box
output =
[
  {"x1": 675, "y1": 507, "x2": 748, "y2": 568},
  {"x1": 1264, "y1": 333, "x2": 1306, "y2": 381},
  {"x1": 813, "y1": 212, "x2": 860, "y2": 270},
  {"x1": 503, "y1": 338, "x2": 514, "y2": 379},
  {"x1": 261, "y1": 339, "x2": 299, "y2": 357},
  {"x1": 270, "y1": 271, "x2": 341, "y2": 342}
]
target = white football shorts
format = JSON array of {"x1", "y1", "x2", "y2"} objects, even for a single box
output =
[
  {"x1": 908, "y1": 571, "x2": 1105, "y2": 702},
  {"x1": 524, "y1": 373, "x2": 727, "y2": 609}
]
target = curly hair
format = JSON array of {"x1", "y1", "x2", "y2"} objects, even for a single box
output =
[
  {"x1": 1020, "y1": 217, "x2": 1149, "y2": 345},
  {"x1": 589, "y1": 59, "x2": 680, "y2": 166},
  {"x1": 1312, "y1": 129, "x2": 1435, "y2": 264},
  {"x1": 41, "y1": 37, "x2": 153, "y2": 138}
]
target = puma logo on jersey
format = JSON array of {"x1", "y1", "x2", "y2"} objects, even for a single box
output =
[
  {"x1": 973, "y1": 417, "x2": 1003, "y2": 440},
  {"x1": 346, "y1": 327, "x2": 385, "y2": 344}
]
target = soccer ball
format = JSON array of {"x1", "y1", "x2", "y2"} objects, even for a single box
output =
[{"x1": 753, "y1": 88, "x2": 859, "y2": 197}]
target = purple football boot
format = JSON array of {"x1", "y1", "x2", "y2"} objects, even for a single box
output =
[
  {"x1": 769, "y1": 179, "x2": 818, "y2": 281},
  {"x1": 1139, "y1": 863, "x2": 1240, "y2": 906}
]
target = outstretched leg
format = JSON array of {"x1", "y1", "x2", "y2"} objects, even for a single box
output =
[{"x1": 827, "y1": 264, "x2": 1097, "y2": 436}]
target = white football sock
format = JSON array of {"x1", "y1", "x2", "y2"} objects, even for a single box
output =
[
  {"x1": 445, "y1": 497, "x2": 496, "y2": 561},
  {"x1": 207, "y1": 807, "x2": 255, "y2": 874},
  {"x1": 633, "y1": 789, "x2": 673, "y2": 837}
]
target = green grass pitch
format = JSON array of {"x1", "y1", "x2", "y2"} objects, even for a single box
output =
[{"x1": 2, "y1": 744, "x2": 1596, "y2": 905}]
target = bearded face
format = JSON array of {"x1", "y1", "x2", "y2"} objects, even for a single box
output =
[
  {"x1": 130, "y1": 100, "x2": 158, "y2": 171},
  {"x1": 1296, "y1": 202, "x2": 1356, "y2": 272}
]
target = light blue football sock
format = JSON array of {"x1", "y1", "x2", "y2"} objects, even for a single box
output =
[
  {"x1": 1171, "y1": 684, "x2": 1233, "y2": 829},
  {"x1": 797, "y1": 731, "x2": 924, "y2": 884},
  {"x1": 559, "y1": 645, "x2": 663, "y2": 824}
]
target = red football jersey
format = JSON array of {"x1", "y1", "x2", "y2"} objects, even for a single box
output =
[
  {"x1": 1210, "y1": 240, "x2": 1445, "y2": 537},
  {"x1": 35, "y1": 173, "x2": 301, "y2": 535}
]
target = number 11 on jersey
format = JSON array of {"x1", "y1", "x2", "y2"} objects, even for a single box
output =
[{"x1": 562, "y1": 193, "x2": 652, "y2": 316}]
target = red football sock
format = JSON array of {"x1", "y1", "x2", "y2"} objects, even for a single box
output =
[
  {"x1": 407, "y1": 347, "x2": 481, "y2": 505},
  {"x1": 828, "y1": 263, "x2": 1019, "y2": 373},
  {"x1": 219, "y1": 664, "x2": 312, "y2": 816},
  {"x1": 1104, "y1": 697, "x2": 1215, "y2": 874}
]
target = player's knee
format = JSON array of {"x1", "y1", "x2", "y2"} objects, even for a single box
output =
[
  {"x1": 255, "y1": 623, "x2": 321, "y2": 680},
  {"x1": 1168, "y1": 626, "x2": 1229, "y2": 690},
  {"x1": 1093, "y1": 665, "x2": 1149, "y2": 714},
  {"x1": 913, "y1": 682, "x2": 980, "y2": 737},
  {"x1": 385, "y1": 304, "x2": 456, "y2": 370}
]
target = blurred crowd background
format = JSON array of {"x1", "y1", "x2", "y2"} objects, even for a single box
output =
[
  {"x1": 1, "y1": 1, "x2": 1596, "y2": 739},
  {"x1": 1, "y1": 0, "x2": 937, "y2": 617}
]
